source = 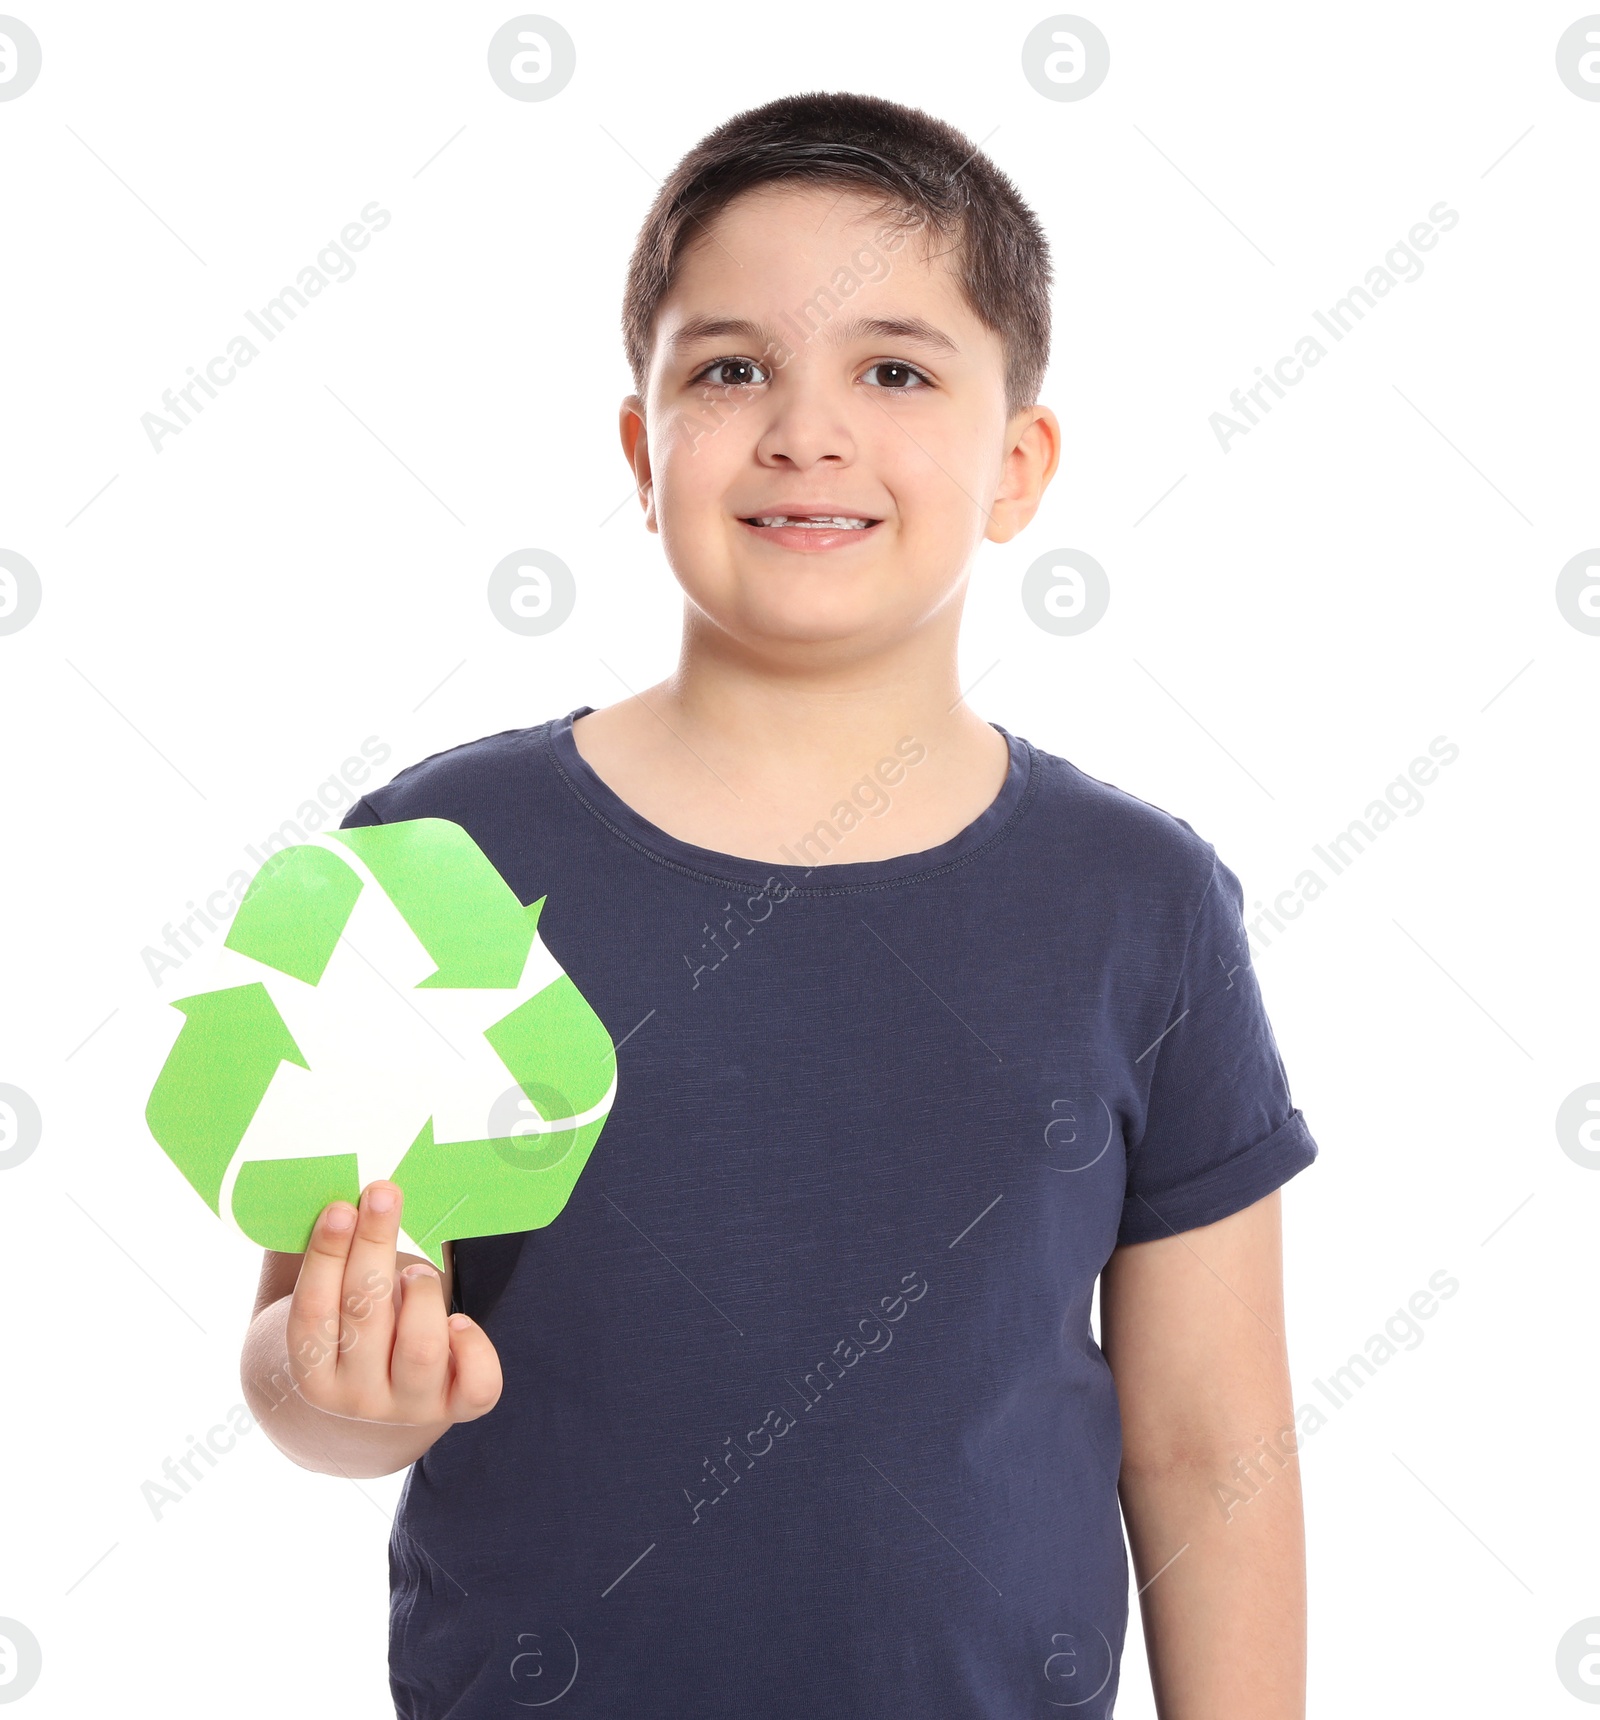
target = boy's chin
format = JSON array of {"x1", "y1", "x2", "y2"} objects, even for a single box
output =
[{"x1": 705, "y1": 588, "x2": 905, "y2": 652}]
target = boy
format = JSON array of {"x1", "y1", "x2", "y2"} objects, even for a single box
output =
[{"x1": 242, "y1": 92, "x2": 1317, "y2": 1717}]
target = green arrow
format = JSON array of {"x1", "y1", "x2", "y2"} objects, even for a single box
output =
[
  {"x1": 224, "y1": 842, "x2": 363, "y2": 984},
  {"x1": 485, "y1": 974, "x2": 616, "y2": 1113},
  {"x1": 331, "y1": 819, "x2": 545, "y2": 988},
  {"x1": 385, "y1": 963, "x2": 618, "y2": 1266},
  {"x1": 391, "y1": 1112, "x2": 609, "y2": 1269},
  {"x1": 232, "y1": 1153, "x2": 360, "y2": 1253},
  {"x1": 145, "y1": 982, "x2": 309, "y2": 1213}
]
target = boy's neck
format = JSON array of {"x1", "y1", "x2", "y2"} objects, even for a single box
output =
[{"x1": 570, "y1": 612, "x2": 1014, "y2": 866}]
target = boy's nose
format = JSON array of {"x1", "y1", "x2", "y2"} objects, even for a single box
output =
[{"x1": 752, "y1": 388, "x2": 859, "y2": 470}]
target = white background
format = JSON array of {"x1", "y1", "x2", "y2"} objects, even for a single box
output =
[{"x1": 1, "y1": 1, "x2": 1597, "y2": 1714}]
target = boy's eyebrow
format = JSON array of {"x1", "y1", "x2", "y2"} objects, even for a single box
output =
[{"x1": 666, "y1": 313, "x2": 961, "y2": 358}]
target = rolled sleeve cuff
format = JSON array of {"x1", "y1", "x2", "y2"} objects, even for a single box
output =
[{"x1": 1115, "y1": 1108, "x2": 1319, "y2": 1248}]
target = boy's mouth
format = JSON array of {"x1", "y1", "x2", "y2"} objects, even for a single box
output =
[{"x1": 737, "y1": 511, "x2": 884, "y2": 553}]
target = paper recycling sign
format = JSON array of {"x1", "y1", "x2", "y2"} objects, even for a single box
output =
[{"x1": 144, "y1": 818, "x2": 617, "y2": 1268}]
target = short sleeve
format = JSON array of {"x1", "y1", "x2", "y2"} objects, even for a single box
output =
[
  {"x1": 1117, "y1": 847, "x2": 1318, "y2": 1246},
  {"x1": 339, "y1": 794, "x2": 384, "y2": 829}
]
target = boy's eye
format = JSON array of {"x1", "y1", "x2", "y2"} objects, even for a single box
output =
[
  {"x1": 860, "y1": 361, "x2": 931, "y2": 390},
  {"x1": 689, "y1": 356, "x2": 934, "y2": 391},
  {"x1": 692, "y1": 356, "x2": 770, "y2": 389}
]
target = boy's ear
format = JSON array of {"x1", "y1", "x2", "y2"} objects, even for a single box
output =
[
  {"x1": 985, "y1": 404, "x2": 1061, "y2": 545},
  {"x1": 618, "y1": 394, "x2": 657, "y2": 532}
]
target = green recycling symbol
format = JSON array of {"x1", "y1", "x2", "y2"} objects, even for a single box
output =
[{"x1": 144, "y1": 818, "x2": 617, "y2": 1268}]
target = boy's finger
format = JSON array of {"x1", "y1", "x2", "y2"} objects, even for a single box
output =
[
  {"x1": 390, "y1": 1264, "x2": 451, "y2": 1420},
  {"x1": 444, "y1": 1315, "x2": 503, "y2": 1423},
  {"x1": 336, "y1": 1180, "x2": 402, "y2": 1390},
  {"x1": 286, "y1": 1200, "x2": 359, "y2": 1362}
]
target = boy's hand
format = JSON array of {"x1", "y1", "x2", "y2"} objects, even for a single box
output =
[{"x1": 287, "y1": 1179, "x2": 503, "y2": 1429}]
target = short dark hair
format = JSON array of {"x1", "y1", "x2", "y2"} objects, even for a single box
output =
[{"x1": 621, "y1": 91, "x2": 1053, "y2": 417}]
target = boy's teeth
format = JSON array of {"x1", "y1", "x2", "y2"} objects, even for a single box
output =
[{"x1": 751, "y1": 515, "x2": 871, "y2": 528}]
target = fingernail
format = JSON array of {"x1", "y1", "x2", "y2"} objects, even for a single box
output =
[
  {"x1": 367, "y1": 1184, "x2": 396, "y2": 1213},
  {"x1": 325, "y1": 1205, "x2": 355, "y2": 1232},
  {"x1": 448, "y1": 1314, "x2": 471, "y2": 1332},
  {"x1": 402, "y1": 1263, "x2": 438, "y2": 1282}
]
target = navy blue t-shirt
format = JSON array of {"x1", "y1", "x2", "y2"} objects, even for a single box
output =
[{"x1": 341, "y1": 706, "x2": 1318, "y2": 1719}]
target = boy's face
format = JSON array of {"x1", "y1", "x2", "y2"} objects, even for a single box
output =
[{"x1": 621, "y1": 184, "x2": 1057, "y2": 658}]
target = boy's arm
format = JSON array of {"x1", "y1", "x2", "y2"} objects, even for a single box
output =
[{"x1": 1100, "y1": 1190, "x2": 1306, "y2": 1720}]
